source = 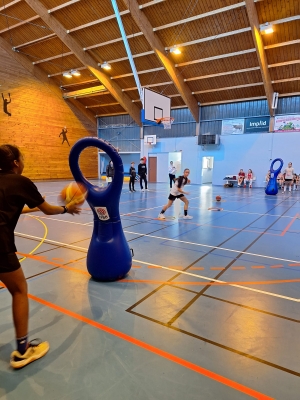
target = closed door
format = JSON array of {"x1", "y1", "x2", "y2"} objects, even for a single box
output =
[{"x1": 149, "y1": 157, "x2": 157, "y2": 182}]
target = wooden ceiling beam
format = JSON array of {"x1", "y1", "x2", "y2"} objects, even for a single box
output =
[
  {"x1": 62, "y1": 85, "x2": 107, "y2": 99},
  {"x1": 23, "y1": 0, "x2": 141, "y2": 125},
  {"x1": 0, "y1": 15, "x2": 40, "y2": 34},
  {"x1": 68, "y1": 0, "x2": 165, "y2": 34},
  {"x1": 48, "y1": 66, "x2": 86, "y2": 77},
  {"x1": 265, "y1": 39, "x2": 300, "y2": 50},
  {"x1": 120, "y1": 0, "x2": 199, "y2": 122},
  {"x1": 153, "y1": 2, "x2": 246, "y2": 31},
  {"x1": 33, "y1": 51, "x2": 73, "y2": 64},
  {"x1": 192, "y1": 82, "x2": 263, "y2": 95},
  {"x1": 13, "y1": 33, "x2": 56, "y2": 49},
  {"x1": 245, "y1": 0, "x2": 274, "y2": 116},
  {"x1": 86, "y1": 103, "x2": 119, "y2": 109},
  {"x1": 61, "y1": 79, "x2": 99, "y2": 88},
  {"x1": 0, "y1": 0, "x2": 85, "y2": 34},
  {"x1": 48, "y1": 0, "x2": 80, "y2": 13},
  {"x1": 0, "y1": 0, "x2": 21, "y2": 12},
  {"x1": 0, "y1": 35, "x2": 97, "y2": 127}
]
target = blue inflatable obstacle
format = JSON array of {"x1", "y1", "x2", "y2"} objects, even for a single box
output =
[
  {"x1": 69, "y1": 137, "x2": 132, "y2": 281},
  {"x1": 265, "y1": 158, "x2": 284, "y2": 195}
]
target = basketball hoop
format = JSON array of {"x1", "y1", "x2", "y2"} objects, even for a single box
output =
[{"x1": 156, "y1": 117, "x2": 174, "y2": 130}]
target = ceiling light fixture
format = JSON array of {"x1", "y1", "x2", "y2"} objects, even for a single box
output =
[
  {"x1": 63, "y1": 71, "x2": 72, "y2": 78},
  {"x1": 71, "y1": 69, "x2": 81, "y2": 76},
  {"x1": 101, "y1": 61, "x2": 111, "y2": 70},
  {"x1": 170, "y1": 46, "x2": 181, "y2": 55},
  {"x1": 260, "y1": 22, "x2": 274, "y2": 34}
]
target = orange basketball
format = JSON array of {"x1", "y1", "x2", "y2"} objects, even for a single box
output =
[
  {"x1": 59, "y1": 182, "x2": 87, "y2": 205},
  {"x1": 216, "y1": 195, "x2": 221, "y2": 202}
]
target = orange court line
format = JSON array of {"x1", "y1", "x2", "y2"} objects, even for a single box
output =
[
  {"x1": 251, "y1": 266, "x2": 265, "y2": 269},
  {"x1": 147, "y1": 266, "x2": 162, "y2": 269},
  {"x1": 132, "y1": 265, "x2": 141, "y2": 269},
  {"x1": 16, "y1": 252, "x2": 90, "y2": 276},
  {"x1": 270, "y1": 265, "x2": 284, "y2": 269},
  {"x1": 15, "y1": 252, "x2": 300, "y2": 287},
  {"x1": 288, "y1": 263, "x2": 300, "y2": 267},
  {"x1": 210, "y1": 267, "x2": 226, "y2": 270},
  {"x1": 26, "y1": 293, "x2": 273, "y2": 399},
  {"x1": 280, "y1": 213, "x2": 299, "y2": 236}
]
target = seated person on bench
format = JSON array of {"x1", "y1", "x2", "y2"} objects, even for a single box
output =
[
  {"x1": 265, "y1": 170, "x2": 271, "y2": 186},
  {"x1": 237, "y1": 169, "x2": 245, "y2": 187},
  {"x1": 244, "y1": 169, "x2": 253, "y2": 188}
]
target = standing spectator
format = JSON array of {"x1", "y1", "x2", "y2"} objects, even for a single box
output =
[
  {"x1": 237, "y1": 169, "x2": 245, "y2": 187},
  {"x1": 168, "y1": 161, "x2": 176, "y2": 188},
  {"x1": 106, "y1": 160, "x2": 114, "y2": 185},
  {"x1": 129, "y1": 162, "x2": 136, "y2": 192},
  {"x1": 138, "y1": 158, "x2": 148, "y2": 191},
  {"x1": 282, "y1": 162, "x2": 294, "y2": 194}
]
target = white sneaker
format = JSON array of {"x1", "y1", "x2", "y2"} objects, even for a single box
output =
[
  {"x1": 145, "y1": 189, "x2": 149, "y2": 191},
  {"x1": 141, "y1": 189, "x2": 145, "y2": 192},
  {"x1": 158, "y1": 213, "x2": 166, "y2": 219},
  {"x1": 183, "y1": 215, "x2": 193, "y2": 219}
]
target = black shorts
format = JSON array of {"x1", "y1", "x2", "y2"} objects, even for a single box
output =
[
  {"x1": 285, "y1": 179, "x2": 292, "y2": 182},
  {"x1": 168, "y1": 193, "x2": 184, "y2": 201},
  {"x1": 0, "y1": 253, "x2": 21, "y2": 274}
]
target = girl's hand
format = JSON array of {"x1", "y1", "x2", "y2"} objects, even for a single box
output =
[{"x1": 187, "y1": 179, "x2": 191, "y2": 184}]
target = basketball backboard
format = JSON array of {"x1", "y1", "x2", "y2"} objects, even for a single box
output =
[
  {"x1": 141, "y1": 88, "x2": 171, "y2": 126},
  {"x1": 144, "y1": 135, "x2": 157, "y2": 145}
]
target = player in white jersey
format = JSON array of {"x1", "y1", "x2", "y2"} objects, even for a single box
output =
[
  {"x1": 158, "y1": 168, "x2": 192, "y2": 220},
  {"x1": 283, "y1": 162, "x2": 294, "y2": 193}
]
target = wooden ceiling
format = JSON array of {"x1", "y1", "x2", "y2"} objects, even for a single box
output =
[{"x1": 0, "y1": 0, "x2": 299, "y2": 124}]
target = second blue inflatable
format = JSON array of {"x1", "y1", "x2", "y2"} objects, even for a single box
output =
[
  {"x1": 265, "y1": 158, "x2": 283, "y2": 196},
  {"x1": 69, "y1": 137, "x2": 132, "y2": 281}
]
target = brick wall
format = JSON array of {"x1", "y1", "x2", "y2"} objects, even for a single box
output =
[{"x1": 0, "y1": 46, "x2": 98, "y2": 180}]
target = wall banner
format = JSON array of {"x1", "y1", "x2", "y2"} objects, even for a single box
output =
[
  {"x1": 274, "y1": 115, "x2": 300, "y2": 132},
  {"x1": 221, "y1": 119, "x2": 244, "y2": 135},
  {"x1": 244, "y1": 116, "x2": 270, "y2": 133}
]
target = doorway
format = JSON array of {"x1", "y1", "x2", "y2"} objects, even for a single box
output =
[
  {"x1": 202, "y1": 156, "x2": 214, "y2": 184},
  {"x1": 148, "y1": 157, "x2": 157, "y2": 182},
  {"x1": 168, "y1": 152, "x2": 182, "y2": 177}
]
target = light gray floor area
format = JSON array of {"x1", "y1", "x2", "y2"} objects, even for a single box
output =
[{"x1": 0, "y1": 181, "x2": 299, "y2": 400}]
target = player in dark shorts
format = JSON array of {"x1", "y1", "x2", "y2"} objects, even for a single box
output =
[
  {"x1": 158, "y1": 168, "x2": 192, "y2": 220},
  {"x1": 0, "y1": 144, "x2": 81, "y2": 368},
  {"x1": 282, "y1": 162, "x2": 294, "y2": 194}
]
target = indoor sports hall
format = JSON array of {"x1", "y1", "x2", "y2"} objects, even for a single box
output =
[{"x1": 0, "y1": 0, "x2": 299, "y2": 399}]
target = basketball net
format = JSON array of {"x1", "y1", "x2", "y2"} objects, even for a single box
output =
[{"x1": 156, "y1": 117, "x2": 174, "y2": 130}]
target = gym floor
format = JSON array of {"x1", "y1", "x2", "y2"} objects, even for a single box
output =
[{"x1": 0, "y1": 181, "x2": 299, "y2": 400}]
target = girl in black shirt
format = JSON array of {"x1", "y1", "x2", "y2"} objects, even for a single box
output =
[
  {"x1": 129, "y1": 162, "x2": 136, "y2": 192},
  {"x1": 0, "y1": 144, "x2": 81, "y2": 369}
]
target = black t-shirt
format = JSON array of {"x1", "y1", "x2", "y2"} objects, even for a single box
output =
[
  {"x1": 0, "y1": 171, "x2": 44, "y2": 253},
  {"x1": 138, "y1": 163, "x2": 147, "y2": 176},
  {"x1": 129, "y1": 166, "x2": 136, "y2": 178}
]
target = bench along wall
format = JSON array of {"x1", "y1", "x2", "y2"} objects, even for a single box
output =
[{"x1": 0, "y1": 46, "x2": 97, "y2": 180}]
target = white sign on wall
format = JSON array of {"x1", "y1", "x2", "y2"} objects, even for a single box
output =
[
  {"x1": 274, "y1": 115, "x2": 300, "y2": 132},
  {"x1": 221, "y1": 119, "x2": 244, "y2": 135}
]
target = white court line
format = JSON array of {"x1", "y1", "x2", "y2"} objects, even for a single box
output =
[
  {"x1": 14, "y1": 232, "x2": 299, "y2": 302},
  {"x1": 124, "y1": 230, "x2": 300, "y2": 266},
  {"x1": 133, "y1": 259, "x2": 299, "y2": 303},
  {"x1": 22, "y1": 215, "x2": 92, "y2": 226},
  {"x1": 189, "y1": 207, "x2": 300, "y2": 220}
]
